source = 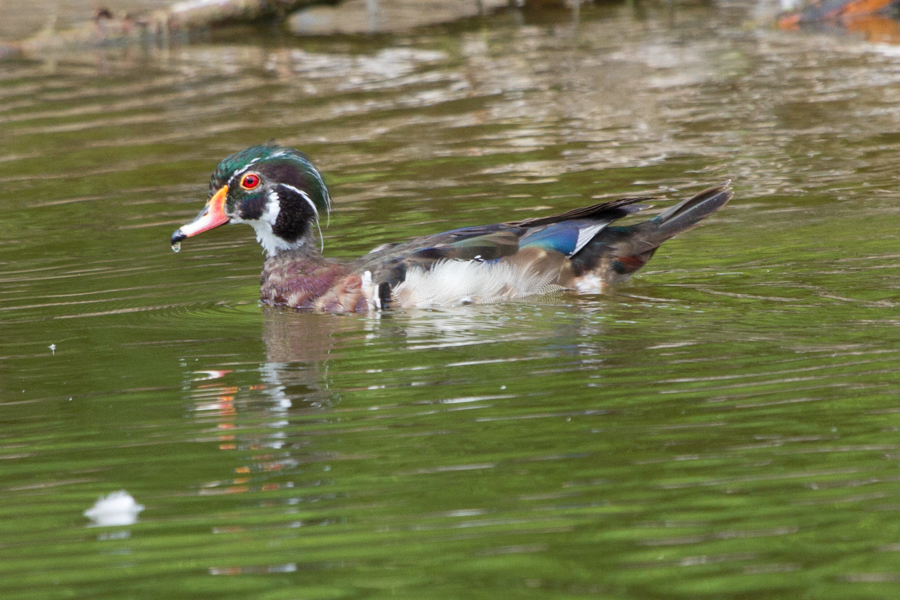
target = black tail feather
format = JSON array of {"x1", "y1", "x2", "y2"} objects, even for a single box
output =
[
  {"x1": 652, "y1": 181, "x2": 733, "y2": 238},
  {"x1": 626, "y1": 181, "x2": 732, "y2": 254},
  {"x1": 574, "y1": 181, "x2": 732, "y2": 285}
]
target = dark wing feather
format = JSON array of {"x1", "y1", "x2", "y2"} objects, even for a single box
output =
[
  {"x1": 508, "y1": 196, "x2": 657, "y2": 228},
  {"x1": 408, "y1": 230, "x2": 521, "y2": 262}
]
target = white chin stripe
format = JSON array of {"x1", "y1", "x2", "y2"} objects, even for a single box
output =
[
  {"x1": 250, "y1": 220, "x2": 304, "y2": 257},
  {"x1": 264, "y1": 191, "x2": 282, "y2": 226}
]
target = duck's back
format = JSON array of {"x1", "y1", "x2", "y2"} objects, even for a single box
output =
[{"x1": 343, "y1": 183, "x2": 730, "y2": 310}]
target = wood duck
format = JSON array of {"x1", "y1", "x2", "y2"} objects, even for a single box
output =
[{"x1": 171, "y1": 145, "x2": 732, "y2": 312}]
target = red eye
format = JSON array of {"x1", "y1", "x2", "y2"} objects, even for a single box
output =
[{"x1": 241, "y1": 173, "x2": 260, "y2": 190}]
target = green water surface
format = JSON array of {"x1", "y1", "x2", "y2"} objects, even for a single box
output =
[{"x1": 3, "y1": 2, "x2": 900, "y2": 598}]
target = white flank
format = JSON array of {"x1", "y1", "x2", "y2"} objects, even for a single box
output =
[{"x1": 392, "y1": 260, "x2": 562, "y2": 308}]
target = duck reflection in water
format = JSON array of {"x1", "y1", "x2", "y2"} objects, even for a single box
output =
[{"x1": 181, "y1": 312, "x2": 347, "y2": 499}]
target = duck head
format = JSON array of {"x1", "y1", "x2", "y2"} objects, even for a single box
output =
[{"x1": 171, "y1": 145, "x2": 332, "y2": 257}]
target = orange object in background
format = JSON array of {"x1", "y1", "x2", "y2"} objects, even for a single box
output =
[
  {"x1": 778, "y1": 0, "x2": 900, "y2": 43},
  {"x1": 845, "y1": 14, "x2": 900, "y2": 42},
  {"x1": 779, "y1": 0, "x2": 899, "y2": 29},
  {"x1": 840, "y1": 0, "x2": 899, "y2": 17}
]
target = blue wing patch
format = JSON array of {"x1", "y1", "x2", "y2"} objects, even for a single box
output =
[{"x1": 520, "y1": 221, "x2": 607, "y2": 256}]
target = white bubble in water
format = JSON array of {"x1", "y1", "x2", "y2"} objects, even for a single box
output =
[{"x1": 84, "y1": 491, "x2": 144, "y2": 527}]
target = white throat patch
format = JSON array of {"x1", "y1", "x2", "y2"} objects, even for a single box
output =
[
  {"x1": 235, "y1": 191, "x2": 305, "y2": 257},
  {"x1": 250, "y1": 221, "x2": 304, "y2": 257}
]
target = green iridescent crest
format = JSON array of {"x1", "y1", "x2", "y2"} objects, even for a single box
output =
[{"x1": 209, "y1": 144, "x2": 332, "y2": 219}]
